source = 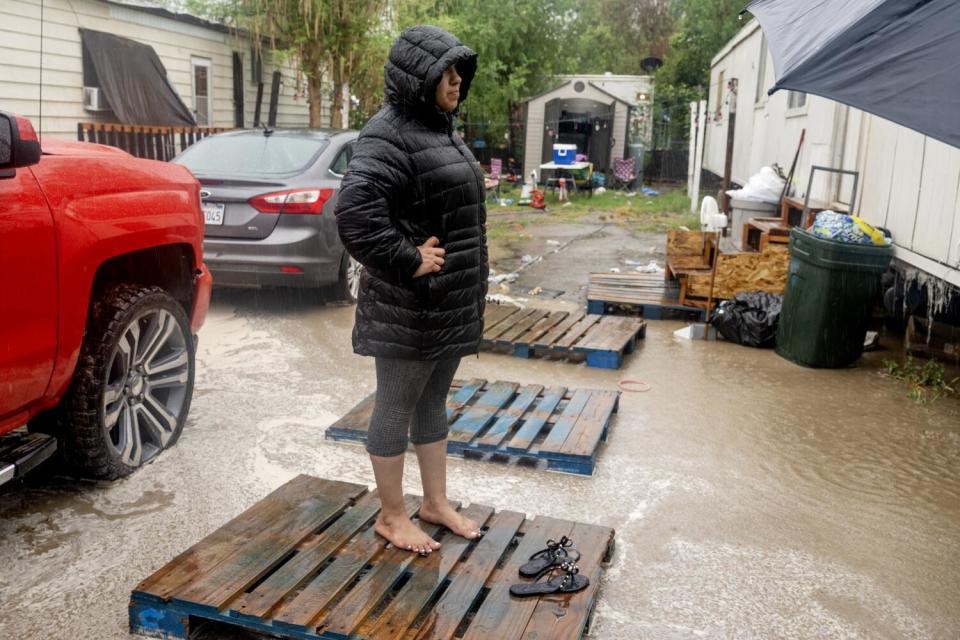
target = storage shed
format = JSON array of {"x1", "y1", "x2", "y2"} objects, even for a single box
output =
[{"x1": 521, "y1": 74, "x2": 651, "y2": 182}]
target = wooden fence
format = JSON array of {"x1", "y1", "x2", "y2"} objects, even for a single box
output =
[{"x1": 77, "y1": 123, "x2": 234, "y2": 161}]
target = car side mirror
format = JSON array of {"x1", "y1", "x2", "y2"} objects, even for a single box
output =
[{"x1": 0, "y1": 112, "x2": 42, "y2": 175}]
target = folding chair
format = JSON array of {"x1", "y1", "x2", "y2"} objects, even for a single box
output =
[
  {"x1": 485, "y1": 158, "x2": 503, "y2": 201},
  {"x1": 611, "y1": 157, "x2": 636, "y2": 190}
]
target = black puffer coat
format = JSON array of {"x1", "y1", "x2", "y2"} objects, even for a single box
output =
[{"x1": 335, "y1": 25, "x2": 488, "y2": 361}]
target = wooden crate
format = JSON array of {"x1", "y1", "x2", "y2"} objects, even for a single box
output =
[
  {"x1": 483, "y1": 304, "x2": 646, "y2": 369},
  {"x1": 586, "y1": 272, "x2": 706, "y2": 320},
  {"x1": 665, "y1": 230, "x2": 715, "y2": 280},
  {"x1": 743, "y1": 217, "x2": 791, "y2": 252},
  {"x1": 130, "y1": 475, "x2": 616, "y2": 640},
  {"x1": 327, "y1": 379, "x2": 620, "y2": 476}
]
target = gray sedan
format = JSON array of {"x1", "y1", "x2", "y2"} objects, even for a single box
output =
[{"x1": 175, "y1": 128, "x2": 361, "y2": 300}]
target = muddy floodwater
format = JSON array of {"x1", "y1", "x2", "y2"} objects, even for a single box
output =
[{"x1": 2, "y1": 223, "x2": 959, "y2": 639}]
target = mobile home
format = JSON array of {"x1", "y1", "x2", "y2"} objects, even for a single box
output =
[
  {"x1": 704, "y1": 20, "x2": 960, "y2": 304},
  {"x1": 1, "y1": 0, "x2": 322, "y2": 139}
]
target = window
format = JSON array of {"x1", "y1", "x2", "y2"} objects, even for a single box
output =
[
  {"x1": 81, "y1": 42, "x2": 99, "y2": 88},
  {"x1": 192, "y1": 57, "x2": 212, "y2": 126},
  {"x1": 755, "y1": 35, "x2": 768, "y2": 104},
  {"x1": 788, "y1": 91, "x2": 807, "y2": 110},
  {"x1": 715, "y1": 70, "x2": 725, "y2": 115},
  {"x1": 329, "y1": 143, "x2": 354, "y2": 176}
]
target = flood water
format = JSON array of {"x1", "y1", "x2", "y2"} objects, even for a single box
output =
[{"x1": 1, "y1": 283, "x2": 958, "y2": 639}]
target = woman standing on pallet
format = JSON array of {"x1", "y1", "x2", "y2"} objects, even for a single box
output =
[{"x1": 334, "y1": 25, "x2": 488, "y2": 554}]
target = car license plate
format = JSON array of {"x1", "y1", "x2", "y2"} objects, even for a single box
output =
[{"x1": 203, "y1": 202, "x2": 224, "y2": 225}]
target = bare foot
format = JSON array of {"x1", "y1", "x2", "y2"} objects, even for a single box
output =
[
  {"x1": 374, "y1": 512, "x2": 440, "y2": 554},
  {"x1": 419, "y1": 501, "x2": 482, "y2": 540}
]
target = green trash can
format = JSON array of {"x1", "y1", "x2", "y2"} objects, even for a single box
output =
[{"x1": 776, "y1": 228, "x2": 892, "y2": 368}]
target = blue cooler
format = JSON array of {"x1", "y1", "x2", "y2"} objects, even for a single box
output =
[{"x1": 552, "y1": 143, "x2": 577, "y2": 165}]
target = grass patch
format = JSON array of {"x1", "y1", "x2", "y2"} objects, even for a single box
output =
[
  {"x1": 490, "y1": 183, "x2": 696, "y2": 232},
  {"x1": 485, "y1": 215, "x2": 531, "y2": 243},
  {"x1": 882, "y1": 356, "x2": 958, "y2": 404}
]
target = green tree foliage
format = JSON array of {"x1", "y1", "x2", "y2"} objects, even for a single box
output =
[
  {"x1": 568, "y1": 0, "x2": 673, "y2": 75},
  {"x1": 187, "y1": 0, "x2": 386, "y2": 127},
  {"x1": 645, "y1": 0, "x2": 745, "y2": 151},
  {"x1": 185, "y1": 0, "x2": 746, "y2": 145},
  {"x1": 395, "y1": 0, "x2": 574, "y2": 144},
  {"x1": 657, "y1": 0, "x2": 746, "y2": 88}
]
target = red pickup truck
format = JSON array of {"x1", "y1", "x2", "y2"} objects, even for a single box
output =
[{"x1": 0, "y1": 112, "x2": 212, "y2": 483}]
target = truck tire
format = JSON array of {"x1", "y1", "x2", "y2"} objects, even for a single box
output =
[
  {"x1": 327, "y1": 251, "x2": 361, "y2": 303},
  {"x1": 59, "y1": 285, "x2": 196, "y2": 479}
]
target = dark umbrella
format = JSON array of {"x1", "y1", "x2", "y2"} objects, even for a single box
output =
[{"x1": 746, "y1": 0, "x2": 960, "y2": 148}]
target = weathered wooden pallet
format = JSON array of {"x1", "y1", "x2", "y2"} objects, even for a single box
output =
[
  {"x1": 482, "y1": 304, "x2": 646, "y2": 369},
  {"x1": 130, "y1": 475, "x2": 616, "y2": 640},
  {"x1": 326, "y1": 379, "x2": 620, "y2": 476},
  {"x1": 586, "y1": 272, "x2": 706, "y2": 320}
]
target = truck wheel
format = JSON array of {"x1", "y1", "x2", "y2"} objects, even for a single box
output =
[
  {"x1": 59, "y1": 285, "x2": 195, "y2": 479},
  {"x1": 328, "y1": 252, "x2": 361, "y2": 303}
]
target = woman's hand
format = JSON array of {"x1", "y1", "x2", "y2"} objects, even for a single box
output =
[{"x1": 413, "y1": 236, "x2": 445, "y2": 278}]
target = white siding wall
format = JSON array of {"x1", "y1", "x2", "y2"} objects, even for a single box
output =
[
  {"x1": 0, "y1": 0, "x2": 322, "y2": 140},
  {"x1": 705, "y1": 22, "x2": 838, "y2": 203},
  {"x1": 705, "y1": 20, "x2": 960, "y2": 282}
]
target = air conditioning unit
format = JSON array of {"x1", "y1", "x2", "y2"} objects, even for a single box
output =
[{"x1": 82, "y1": 86, "x2": 110, "y2": 112}]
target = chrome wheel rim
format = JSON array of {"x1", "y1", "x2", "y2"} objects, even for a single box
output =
[
  {"x1": 346, "y1": 256, "x2": 362, "y2": 300},
  {"x1": 103, "y1": 309, "x2": 189, "y2": 467}
]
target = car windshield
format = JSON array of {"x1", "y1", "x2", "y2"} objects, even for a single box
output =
[{"x1": 175, "y1": 134, "x2": 328, "y2": 177}]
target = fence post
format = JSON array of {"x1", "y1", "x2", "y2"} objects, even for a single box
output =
[
  {"x1": 687, "y1": 102, "x2": 697, "y2": 198},
  {"x1": 690, "y1": 99, "x2": 707, "y2": 214}
]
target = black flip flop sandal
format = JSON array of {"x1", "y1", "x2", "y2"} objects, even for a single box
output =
[
  {"x1": 509, "y1": 561, "x2": 589, "y2": 597},
  {"x1": 519, "y1": 536, "x2": 579, "y2": 577}
]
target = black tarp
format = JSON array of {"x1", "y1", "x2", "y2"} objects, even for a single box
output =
[
  {"x1": 747, "y1": 0, "x2": 960, "y2": 149},
  {"x1": 80, "y1": 28, "x2": 196, "y2": 126}
]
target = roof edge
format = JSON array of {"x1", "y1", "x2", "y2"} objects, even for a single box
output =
[
  {"x1": 521, "y1": 80, "x2": 573, "y2": 103},
  {"x1": 587, "y1": 82, "x2": 635, "y2": 106},
  {"x1": 101, "y1": 0, "x2": 236, "y2": 36},
  {"x1": 711, "y1": 18, "x2": 761, "y2": 67}
]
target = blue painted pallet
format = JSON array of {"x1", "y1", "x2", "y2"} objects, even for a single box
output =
[
  {"x1": 481, "y1": 304, "x2": 646, "y2": 370},
  {"x1": 130, "y1": 475, "x2": 616, "y2": 640},
  {"x1": 326, "y1": 379, "x2": 620, "y2": 477}
]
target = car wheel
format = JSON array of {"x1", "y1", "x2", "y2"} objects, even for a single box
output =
[
  {"x1": 329, "y1": 251, "x2": 361, "y2": 303},
  {"x1": 58, "y1": 285, "x2": 195, "y2": 479}
]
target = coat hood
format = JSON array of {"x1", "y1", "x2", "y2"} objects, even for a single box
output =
[{"x1": 384, "y1": 25, "x2": 477, "y2": 117}]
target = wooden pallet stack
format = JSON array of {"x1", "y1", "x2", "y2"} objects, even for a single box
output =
[
  {"x1": 130, "y1": 475, "x2": 616, "y2": 640},
  {"x1": 586, "y1": 271, "x2": 704, "y2": 320}
]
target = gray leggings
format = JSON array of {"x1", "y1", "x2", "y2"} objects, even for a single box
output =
[{"x1": 366, "y1": 357, "x2": 461, "y2": 457}]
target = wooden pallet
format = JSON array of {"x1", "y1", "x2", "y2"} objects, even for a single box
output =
[
  {"x1": 586, "y1": 272, "x2": 706, "y2": 320},
  {"x1": 326, "y1": 379, "x2": 620, "y2": 476},
  {"x1": 482, "y1": 304, "x2": 646, "y2": 369},
  {"x1": 130, "y1": 475, "x2": 616, "y2": 640}
]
